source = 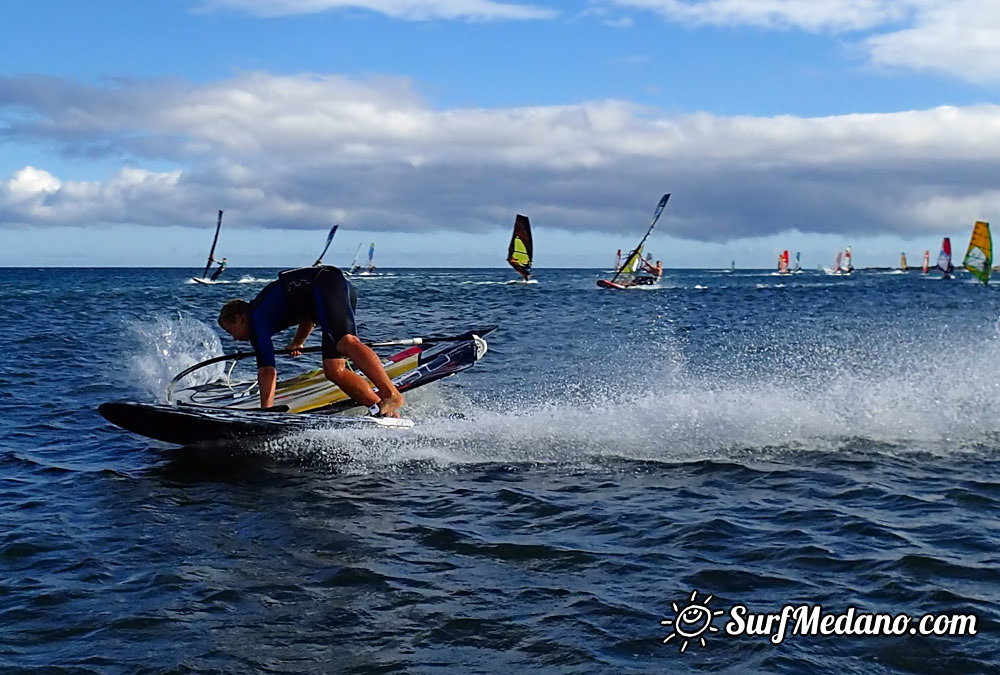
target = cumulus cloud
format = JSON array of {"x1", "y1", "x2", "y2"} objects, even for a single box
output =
[
  {"x1": 201, "y1": 0, "x2": 556, "y2": 21},
  {"x1": 1, "y1": 72, "x2": 999, "y2": 240},
  {"x1": 864, "y1": 1, "x2": 1000, "y2": 83},
  {"x1": 609, "y1": 0, "x2": 1000, "y2": 83}
]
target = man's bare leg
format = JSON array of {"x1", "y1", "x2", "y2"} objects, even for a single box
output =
[
  {"x1": 322, "y1": 358, "x2": 380, "y2": 408},
  {"x1": 335, "y1": 335, "x2": 405, "y2": 417}
]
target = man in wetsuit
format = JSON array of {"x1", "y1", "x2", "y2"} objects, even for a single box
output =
[
  {"x1": 217, "y1": 265, "x2": 405, "y2": 416},
  {"x1": 210, "y1": 257, "x2": 228, "y2": 281}
]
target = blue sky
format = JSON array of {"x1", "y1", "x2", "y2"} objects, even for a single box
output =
[{"x1": 2, "y1": 0, "x2": 999, "y2": 268}]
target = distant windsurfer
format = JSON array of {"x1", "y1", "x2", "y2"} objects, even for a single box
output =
[
  {"x1": 217, "y1": 266, "x2": 405, "y2": 417},
  {"x1": 209, "y1": 257, "x2": 227, "y2": 281}
]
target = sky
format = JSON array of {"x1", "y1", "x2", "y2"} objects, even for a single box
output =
[{"x1": 2, "y1": 0, "x2": 999, "y2": 268}]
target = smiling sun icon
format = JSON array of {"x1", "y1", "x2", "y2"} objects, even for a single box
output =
[{"x1": 660, "y1": 590, "x2": 725, "y2": 653}]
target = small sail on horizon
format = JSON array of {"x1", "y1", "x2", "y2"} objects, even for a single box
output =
[
  {"x1": 937, "y1": 237, "x2": 954, "y2": 278},
  {"x1": 900, "y1": 252, "x2": 907, "y2": 272},
  {"x1": 792, "y1": 251, "x2": 801, "y2": 272},
  {"x1": 365, "y1": 242, "x2": 376, "y2": 273},
  {"x1": 922, "y1": 250, "x2": 930, "y2": 274},
  {"x1": 962, "y1": 221, "x2": 992, "y2": 284},
  {"x1": 507, "y1": 214, "x2": 533, "y2": 281},
  {"x1": 843, "y1": 246, "x2": 853, "y2": 273},
  {"x1": 778, "y1": 250, "x2": 789, "y2": 274},
  {"x1": 348, "y1": 243, "x2": 363, "y2": 274}
]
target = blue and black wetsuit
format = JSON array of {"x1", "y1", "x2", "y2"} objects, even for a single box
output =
[{"x1": 247, "y1": 266, "x2": 358, "y2": 368}]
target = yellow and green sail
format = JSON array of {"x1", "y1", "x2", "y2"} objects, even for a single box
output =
[
  {"x1": 962, "y1": 220, "x2": 992, "y2": 284},
  {"x1": 619, "y1": 245, "x2": 644, "y2": 276},
  {"x1": 507, "y1": 214, "x2": 533, "y2": 277}
]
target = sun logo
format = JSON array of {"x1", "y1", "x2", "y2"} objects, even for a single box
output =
[{"x1": 660, "y1": 590, "x2": 725, "y2": 653}]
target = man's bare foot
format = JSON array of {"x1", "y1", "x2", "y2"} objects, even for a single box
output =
[{"x1": 378, "y1": 392, "x2": 405, "y2": 418}]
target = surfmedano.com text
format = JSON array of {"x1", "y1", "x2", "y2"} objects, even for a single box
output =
[{"x1": 726, "y1": 604, "x2": 978, "y2": 645}]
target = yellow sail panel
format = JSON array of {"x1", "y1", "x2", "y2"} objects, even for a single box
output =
[
  {"x1": 222, "y1": 351, "x2": 423, "y2": 412},
  {"x1": 620, "y1": 246, "x2": 643, "y2": 274},
  {"x1": 510, "y1": 238, "x2": 530, "y2": 267},
  {"x1": 280, "y1": 351, "x2": 422, "y2": 413},
  {"x1": 963, "y1": 220, "x2": 992, "y2": 284}
]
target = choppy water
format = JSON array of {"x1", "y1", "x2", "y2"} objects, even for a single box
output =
[{"x1": 1, "y1": 267, "x2": 998, "y2": 673}]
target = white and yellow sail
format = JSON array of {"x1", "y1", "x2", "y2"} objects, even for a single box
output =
[{"x1": 962, "y1": 220, "x2": 992, "y2": 284}]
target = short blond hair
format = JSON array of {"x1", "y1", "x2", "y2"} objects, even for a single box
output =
[{"x1": 218, "y1": 299, "x2": 249, "y2": 328}]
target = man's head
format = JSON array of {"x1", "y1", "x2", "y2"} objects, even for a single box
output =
[{"x1": 218, "y1": 299, "x2": 250, "y2": 340}]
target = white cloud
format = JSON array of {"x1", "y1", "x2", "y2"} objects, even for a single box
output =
[
  {"x1": 865, "y1": 1, "x2": 1000, "y2": 83},
  {"x1": 609, "y1": 0, "x2": 1000, "y2": 83},
  {"x1": 608, "y1": 0, "x2": 914, "y2": 31},
  {"x1": 202, "y1": 0, "x2": 556, "y2": 21},
  {"x1": 6, "y1": 166, "x2": 61, "y2": 198},
  {"x1": 1, "y1": 73, "x2": 999, "y2": 240}
]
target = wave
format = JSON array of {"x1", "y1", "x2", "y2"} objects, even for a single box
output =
[
  {"x1": 128, "y1": 315, "x2": 225, "y2": 400},
  {"x1": 240, "y1": 317, "x2": 1000, "y2": 473}
]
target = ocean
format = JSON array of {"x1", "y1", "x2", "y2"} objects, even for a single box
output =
[{"x1": 1, "y1": 266, "x2": 997, "y2": 673}]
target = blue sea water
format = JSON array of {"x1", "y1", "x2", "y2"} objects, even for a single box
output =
[{"x1": 1, "y1": 266, "x2": 998, "y2": 673}]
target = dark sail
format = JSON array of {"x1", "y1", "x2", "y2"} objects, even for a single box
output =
[{"x1": 507, "y1": 214, "x2": 533, "y2": 276}]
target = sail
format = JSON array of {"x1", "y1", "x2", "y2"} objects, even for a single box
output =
[
  {"x1": 201, "y1": 210, "x2": 224, "y2": 278},
  {"x1": 366, "y1": 243, "x2": 376, "y2": 271},
  {"x1": 607, "y1": 193, "x2": 670, "y2": 285},
  {"x1": 792, "y1": 251, "x2": 801, "y2": 272},
  {"x1": 778, "y1": 250, "x2": 789, "y2": 273},
  {"x1": 900, "y1": 252, "x2": 907, "y2": 271},
  {"x1": 507, "y1": 214, "x2": 533, "y2": 276},
  {"x1": 937, "y1": 237, "x2": 953, "y2": 273},
  {"x1": 348, "y1": 243, "x2": 362, "y2": 272},
  {"x1": 963, "y1": 221, "x2": 992, "y2": 284},
  {"x1": 619, "y1": 245, "x2": 644, "y2": 275},
  {"x1": 834, "y1": 251, "x2": 843, "y2": 271},
  {"x1": 843, "y1": 246, "x2": 853, "y2": 272},
  {"x1": 922, "y1": 250, "x2": 930, "y2": 274},
  {"x1": 314, "y1": 224, "x2": 338, "y2": 265}
]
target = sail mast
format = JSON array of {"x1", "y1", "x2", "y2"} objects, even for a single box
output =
[{"x1": 201, "y1": 210, "x2": 223, "y2": 279}]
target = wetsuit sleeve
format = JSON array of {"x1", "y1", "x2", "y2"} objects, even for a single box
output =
[{"x1": 249, "y1": 317, "x2": 276, "y2": 368}]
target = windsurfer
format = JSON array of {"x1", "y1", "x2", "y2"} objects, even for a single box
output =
[
  {"x1": 209, "y1": 257, "x2": 228, "y2": 281},
  {"x1": 217, "y1": 265, "x2": 405, "y2": 417},
  {"x1": 640, "y1": 258, "x2": 663, "y2": 278}
]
